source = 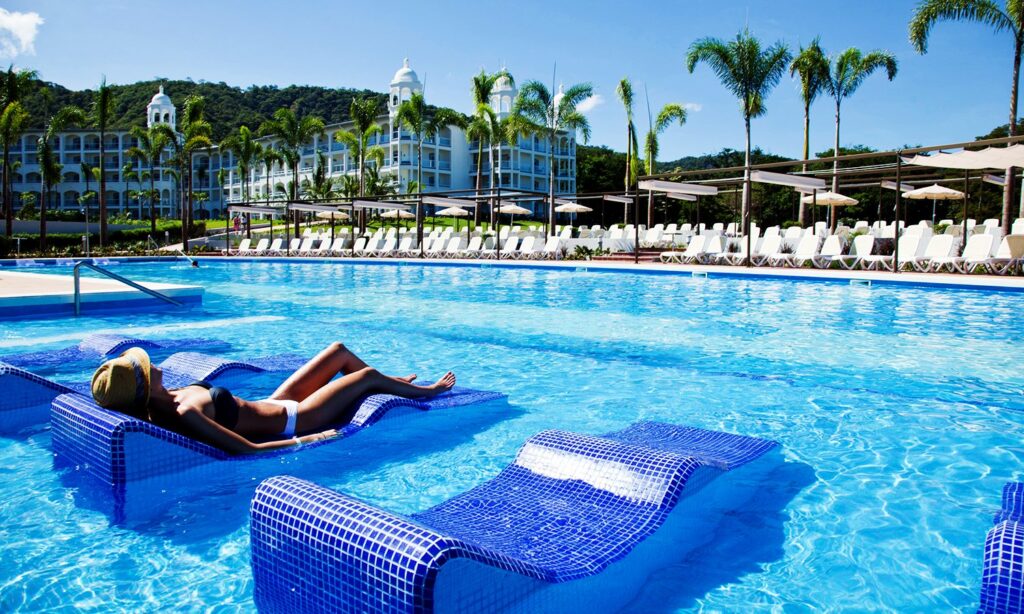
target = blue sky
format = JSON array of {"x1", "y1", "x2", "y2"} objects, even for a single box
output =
[{"x1": 1, "y1": 0, "x2": 1014, "y2": 161}]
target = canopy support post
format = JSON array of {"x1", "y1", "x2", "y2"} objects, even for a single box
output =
[
  {"x1": 963, "y1": 170, "x2": 970, "y2": 253},
  {"x1": 893, "y1": 153, "x2": 901, "y2": 273}
]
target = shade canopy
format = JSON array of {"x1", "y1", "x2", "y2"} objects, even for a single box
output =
[
  {"x1": 902, "y1": 144, "x2": 1024, "y2": 170},
  {"x1": 800, "y1": 191, "x2": 858, "y2": 206},
  {"x1": 436, "y1": 206, "x2": 469, "y2": 217},
  {"x1": 422, "y1": 196, "x2": 478, "y2": 209},
  {"x1": 228, "y1": 205, "x2": 283, "y2": 216},
  {"x1": 666, "y1": 193, "x2": 697, "y2": 202},
  {"x1": 751, "y1": 169, "x2": 826, "y2": 190},
  {"x1": 901, "y1": 183, "x2": 965, "y2": 200},
  {"x1": 315, "y1": 210, "x2": 350, "y2": 220},
  {"x1": 638, "y1": 179, "x2": 718, "y2": 196},
  {"x1": 381, "y1": 209, "x2": 415, "y2": 219},
  {"x1": 497, "y1": 203, "x2": 532, "y2": 215},
  {"x1": 603, "y1": 195, "x2": 634, "y2": 204},
  {"x1": 554, "y1": 202, "x2": 593, "y2": 213},
  {"x1": 352, "y1": 200, "x2": 410, "y2": 211}
]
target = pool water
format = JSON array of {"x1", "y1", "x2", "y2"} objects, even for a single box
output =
[{"x1": 1, "y1": 260, "x2": 1022, "y2": 611}]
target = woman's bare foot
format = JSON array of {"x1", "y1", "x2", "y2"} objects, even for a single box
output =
[
  {"x1": 427, "y1": 372, "x2": 456, "y2": 396},
  {"x1": 397, "y1": 374, "x2": 418, "y2": 383}
]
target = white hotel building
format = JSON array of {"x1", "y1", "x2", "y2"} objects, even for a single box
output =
[{"x1": 10, "y1": 60, "x2": 577, "y2": 220}]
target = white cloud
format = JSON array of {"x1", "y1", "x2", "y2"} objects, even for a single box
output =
[
  {"x1": 577, "y1": 94, "x2": 604, "y2": 114},
  {"x1": 683, "y1": 102, "x2": 703, "y2": 112},
  {"x1": 0, "y1": 9, "x2": 43, "y2": 58}
]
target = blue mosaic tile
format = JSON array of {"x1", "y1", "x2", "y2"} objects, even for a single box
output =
[
  {"x1": 0, "y1": 333, "x2": 230, "y2": 369},
  {"x1": 248, "y1": 422, "x2": 777, "y2": 613},
  {"x1": 980, "y1": 482, "x2": 1024, "y2": 613}
]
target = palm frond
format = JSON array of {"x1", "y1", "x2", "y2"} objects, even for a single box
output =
[
  {"x1": 654, "y1": 103, "x2": 687, "y2": 133},
  {"x1": 909, "y1": 0, "x2": 1013, "y2": 53}
]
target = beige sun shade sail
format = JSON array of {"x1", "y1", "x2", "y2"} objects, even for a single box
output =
[
  {"x1": 799, "y1": 191, "x2": 858, "y2": 206},
  {"x1": 901, "y1": 183, "x2": 965, "y2": 200},
  {"x1": 497, "y1": 203, "x2": 532, "y2": 215},
  {"x1": 554, "y1": 202, "x2": 593, "y2": 213},
  {"x1": 436, "y1": 206, "x2": 469, "y2": 217},
  {"x1": 902, "y1": 144, "x2": 1024, "y2": 170},
  {"x1": 315, "y1": 210, "x2": 350, "y2": 220},
  {"x1": 381, "y1": 209, "x2": 416, "y2": 219}
]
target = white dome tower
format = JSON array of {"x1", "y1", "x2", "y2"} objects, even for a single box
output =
[
  {"x1": 388, "y1": 58, "x2": 422, "y2": 116},
  {"x1": 147, "y1": 86, "x2": 176, "y2": 129},
  {"x1": 491, "y1": 73, "x2": 517, "y2": 118}
]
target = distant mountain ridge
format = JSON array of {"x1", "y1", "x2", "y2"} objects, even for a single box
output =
[{"x1": 22, "y1": 78, "x2": 388, "y2": 141}]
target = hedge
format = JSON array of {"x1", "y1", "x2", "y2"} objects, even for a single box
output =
[{"x1": 0, "y1": 220, "x2": 207, "y2": 257}]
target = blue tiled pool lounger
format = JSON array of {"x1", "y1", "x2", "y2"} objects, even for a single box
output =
[
  {"x1": 980, "y1": 483, "x2": 1024, "y2": 613},
  {"x1": 53, "y1": 385, "x2": 504, "y2": 482},
  {"x1": 250, "y1": 422, "x2": 779, "y2": 613},
  {"x1": 2, "y1": 259, "x2": 1022, "y2": 610}
]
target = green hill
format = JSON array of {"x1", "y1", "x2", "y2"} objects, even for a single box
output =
[{"x1": 23, "y1": 79, "x2": 387, "y2": 141}]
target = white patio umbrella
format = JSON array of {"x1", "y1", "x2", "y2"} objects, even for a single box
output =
[
  {"x1": 800, "y1": 191, "x2": 858, "y2": 228},
  {"x1": 901, "y1": 183, "x2": 964, "y2": 225},
  {"x1": 316, "y1": 210, "x2": 350, "y2": 221},
  {"x1": 437, "y1": 206, "x2": 469, "y2": 231},
  {"x1": 554, "y1": 202, "x2": 593, "y2": 228},
  {"x1": 497, "y1": 202, "x2": 531, "y2": 226},
  {"x1": 381, "y1": 208, "x2": 415, "y2": 229}
]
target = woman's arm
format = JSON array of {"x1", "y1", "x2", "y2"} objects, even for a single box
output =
[{"x1": 177, "y1": 406, "x2": 336, "y2": 454}]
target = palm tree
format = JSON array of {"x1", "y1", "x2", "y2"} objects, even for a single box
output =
[
  {"x1": 513, "y1": 81, "x2": 593, "y2": 233},
  {"x1": 615, "y1": 78, "x2": 639, "y2": 203},
  {"x1": 89, "y1": 78, "x2": 114, "y2": 246},
  {"x1": 220, "y1": 125, "x2": 260, "y2": 202},
  {"x1": 395, "y1": 91, "x2": 466, "y2": 240},
  {"x1": 824, "y1": 47, "x2": 898, "y2": 228},
  {"x1": 465, "y1": 113, "x2": 491, "y2": 223},
  {"x1": 484, "y1": 109, "x2": 532, "y2": 226},
  {"x1": 687, "y1": 29, "x2": 791, "y2": 239},
  {"x1": 258, "y1": 145, "x2": 283, "y2": 204},
  {"x1": 1, "y1": 65, "x2": 36, "y2": 237},
  {"x1": 338, "y1": 174, "x2": 359, "y2": 199},
  {"x1": 790, "y1": 37, "x2": 830, "y2": 224},
  {"x1": 641, "y1": 101, "x2": 687, "y2": 226},
  {"x1": 126, "y1": 124, "x2": 169, "y2": 236},
  {"x1": 910, "y1": 1, "x2": 1024, "y2": 229},
  {"x1": 470, "y1": 69, "x2": 513, "y2": 223},
  {"x1": 260, "y1": 107, "x2": 325, "y2": 237},
  {"x1": 122, "y1": 163, "x2": 143, "y2": 220},
  {"x1": 301, "y1": 151, "x2": 336, "y2": 200},
  {"x1": 155, "y1": 95, "x2": 212, "y2": 250},
  {"x1": 0, "y1": 102, "x2": 28, "y2": 237},
  {"x1": 333, "y1": 97, "x2": 383, "y2": 229},
  {"x1": 38, "y1": 106, "x2": 86, "y2": 250}
]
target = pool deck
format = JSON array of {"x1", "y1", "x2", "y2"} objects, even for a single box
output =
[
  {"x1": 0, "y1": 270, "x2": 204, "y2": 318},
  {"x1": 199, "y1": 255, "x2": 1024, "y2": 292}
]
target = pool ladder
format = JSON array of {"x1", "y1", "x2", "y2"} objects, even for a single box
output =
[{"x1": 73, "y1": 261, "x2": 182, "y2": 316}]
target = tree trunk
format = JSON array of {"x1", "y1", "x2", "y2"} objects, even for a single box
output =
[
  {"x1": 3, "y1": 145, "x2": 10, "y2": 237},
  {"x1": 798, "y1": 103, "x2": 810, "y2": 224},
  {"x1": 474, "y1": 144, "x2": 483, "y2": 226},
  {"x1": 149, "y1": 172, "x2": 157, "y2": 237},
  {"x1": 624, "y1": 124, "x2": 631, "y2": 224},
  {"x1": 743, "y1": 115, "x2": 752, "y2": 239},
  {"x1": 292, "y1": 161, "x2": 300, "y2": 238},
  {"x1": 647, "y1": 190, "x2": 654, "y2": 229},
  {"x1": 548, "y1": 133, "x2": 555, "y2": 235},
  {"x1": 1003, "y1": 35, "x2": 1022, "y2": 233},
  {"x1": 831, "y1": 99, "x2": 841, "y2": 232},
  {"x1": 417, "y1": 137, "x2": 423, "y2": 247},
  {"x1": 99, "y1": 128, "x2": 107, "y2": 247},
  {"x1": 182, "y1": 165, "x2": 190, "y2": 251},
  {"x1": 39, "y1": 185, "x2": 47, "y2": 252},
  {"x1": 488, "y1": 138, "x2": 495, "y2": 226}
]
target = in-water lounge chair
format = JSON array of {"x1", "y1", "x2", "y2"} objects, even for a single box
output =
[
  {"x1": 979, "y1": 482, "x2": 1024, "y2": 613},
  {"x1": 249, "y1": 421, "x2": 779, "y2": 614},
  {"x1": 2, "y1": 347, "x2": 301, "y2": 433}
]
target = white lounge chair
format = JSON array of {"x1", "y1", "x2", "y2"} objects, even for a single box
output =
[
  {"x1": 860, "y1": 234, "x2": 922, "y2": 271},
  {"x1": 328, "y1": 237, "x2": 348, "y2": 256},
  {"x1": 668, "y1": 235, "x2": 707, "y2": 264},
  {"x1": 311, "y1": 238, "x2": 332, "y2": 257},
  {"x1": 751, "y1": 235, "x2": 783, "y2": 266},
  {"x1": 248, "y1": 238, "x2": 269, "y2": 256},
  {"x1": 930, "y1": 233, "x2": 995, "y2": 273},
  {"x1": 986, "y1": 235, "x2": 1024, "y2": 275},
  {"x1": 372, "y1": 237, "x2": 398, "y2": 257},
  {"x1": 457, "y1": 236, "x2": 484, "y2": 258},
  {"x1": 534, "y1": 236, "x2": 562, "y2": 260},
  {"x1": 265, "y1": 238, "x2": 285, "y2": 256},
  {"x1": 394, "y1": 236, "x2": 416, "y2": 257},
  {"x1": 772, "y1": 234, "x2": 820, "y2": 267},
  {"x1": 234, "y1": 238, "x2": 251, "y2": 255},
  {"x1": 441, "y1": 237, "x2": 465, "y2": 258},
  {"x1": 491, "y1": 236, "x2": 519, "y2": 259},
  {"x1": 909, "y1": 235, "x2": 956, "y2": 272},
  {"x1": 286, "y1": 238, "x2": 301, "y2": 254}
]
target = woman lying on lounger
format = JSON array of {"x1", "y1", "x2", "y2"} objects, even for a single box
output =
[{"x1": 90, "y1": 342, "x2": 456, "y2": 454}]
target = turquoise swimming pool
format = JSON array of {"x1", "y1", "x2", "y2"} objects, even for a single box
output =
[{"x1": 1, "y1": 259, "x2": 1021, "y2": 610}]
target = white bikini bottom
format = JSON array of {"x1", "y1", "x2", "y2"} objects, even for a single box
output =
[{"x1": 260, "y1": 399, "x2": 299, "y2": 437}]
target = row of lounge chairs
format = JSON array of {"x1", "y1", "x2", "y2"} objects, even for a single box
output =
[
  {"x1": 661, "y1": 232, "x2": 1024, "y2": 274},
  {"x1": 233, "y1": 234, "x2": 565, "y2": 260}
]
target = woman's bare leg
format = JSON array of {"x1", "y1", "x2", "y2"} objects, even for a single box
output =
[
  {"x1": 295, "y1": 368, "x2": 456, "y2": 433},
  {"x1": 270, "y1": 342, "x2": 410, "y2": 402}
]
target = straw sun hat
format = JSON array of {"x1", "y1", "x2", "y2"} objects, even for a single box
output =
[{"x1": 91, "y1": 347, "x2": 153, "y2": 413}]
